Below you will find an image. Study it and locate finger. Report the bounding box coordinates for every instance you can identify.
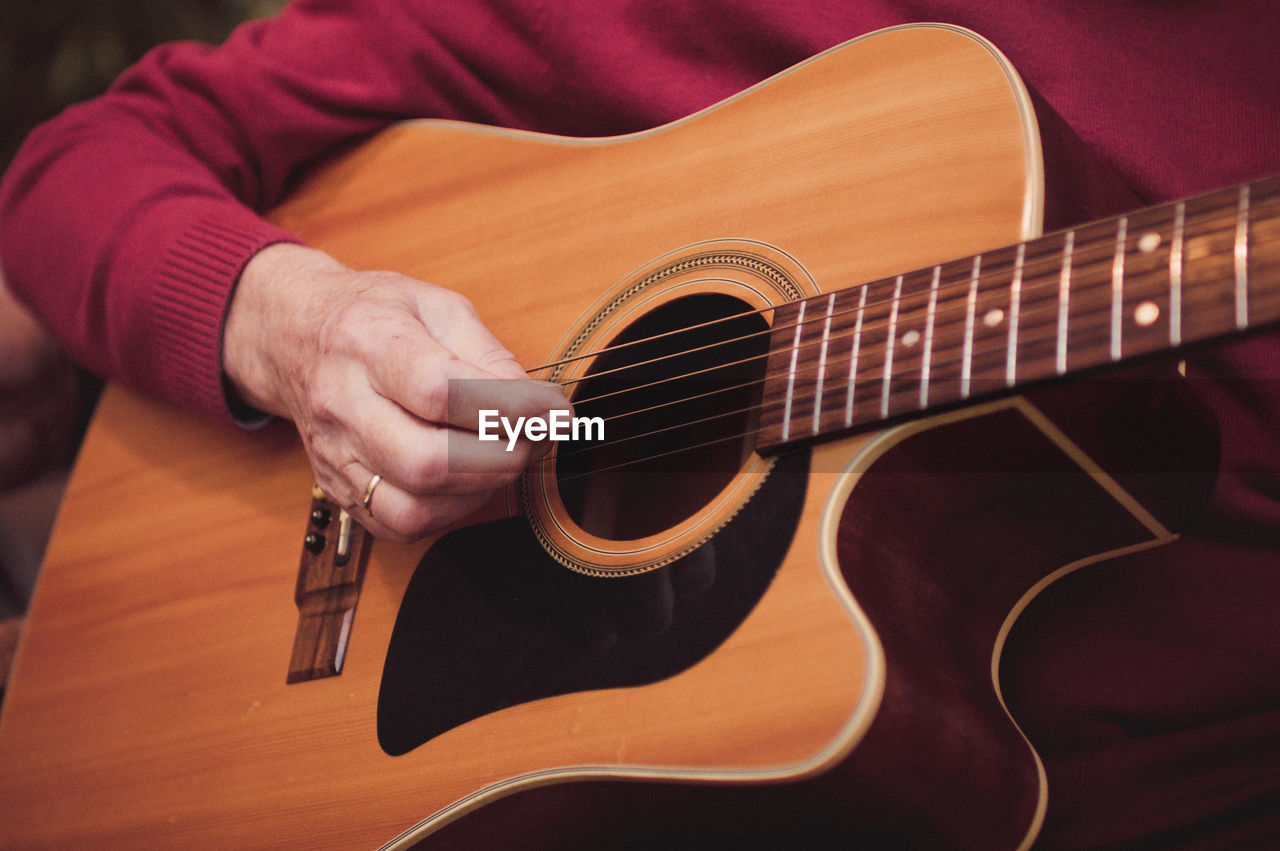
[330,280,569,430]
[350,313,545,424]
[344,387,536,497]
[345,463,498,543]
[445,375,571,435]
[361,323,569,434]
[410,287,530,381]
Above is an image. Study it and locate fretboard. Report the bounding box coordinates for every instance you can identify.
[757,174,1280,452]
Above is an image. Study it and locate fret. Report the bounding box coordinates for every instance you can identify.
[757,299,800,449]
[1170,201,1185,345]
[1248,178,1280,330]
[1111,216,1127,360]
[1162,190,1237,345]
[844,284,868,427]
[1006,243,1025,386]
[1112,204,1178,361]
[1009,234,1072,386]
[920,265,941,408]
[841,275,901,429]
[779,298,805,442]
[812,292,835,435]
[961,255,980,398]
[1236,184,1250,329]
[1057,230,1074,374]
[874,267,938,420]
[875,258,972,417]
[1064,217,1125,370]
[962,243,1022,400]
[754,175,1280,456]
[881,275,903,419]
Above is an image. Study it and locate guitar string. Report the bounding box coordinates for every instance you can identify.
[536,265,1244,469]
[481,197,1258,470]
[526,198,1245,382]
[553,182,1256,408]
[535,183,1273,470]
[538,335,1186,477]
[522,198,1243,389]
[535,233,1121,390]
[550,266,1085,414]
[549,240,1213,417]
[540,215,1241,412]
[498,191,1260,475]
[556,259,1164,418]
[533,295,1256,472]
[543,292,1217,483]
[526,228,1095,384]
[555,184,1260,411]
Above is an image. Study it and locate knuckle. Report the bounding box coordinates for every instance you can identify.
[333,456,367,502]
[425,290,482,333]
[377,500,432,544]
[306,373,345,426]
[317,304,363,356]
[413,371,454,423]
[480,345,521,374]
[301,432,340,480]
[398,445,451,494]
[320,291,409,356]
[375,522,416,546]
[438,289,478,318]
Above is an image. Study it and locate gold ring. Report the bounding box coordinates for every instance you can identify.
[362,474,382,514]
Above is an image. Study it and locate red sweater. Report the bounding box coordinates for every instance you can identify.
[2,1,1279,845]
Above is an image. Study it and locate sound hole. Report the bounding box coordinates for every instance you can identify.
[557,294,770,540]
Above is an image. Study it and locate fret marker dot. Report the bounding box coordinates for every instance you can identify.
[983,308,1004,328]
[1135,301,1160,326]
[901,329,920,347]
[1138,232,1162,253]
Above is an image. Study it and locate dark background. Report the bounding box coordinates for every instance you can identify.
[1,0,286,168]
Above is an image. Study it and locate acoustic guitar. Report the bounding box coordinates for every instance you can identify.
[0,23,1275,848]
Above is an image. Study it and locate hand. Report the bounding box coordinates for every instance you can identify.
[0,285,81,491]
[223,243,568,542]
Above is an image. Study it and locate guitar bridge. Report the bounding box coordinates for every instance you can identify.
[287,486,373,683]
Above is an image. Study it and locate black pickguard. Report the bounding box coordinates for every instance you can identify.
[377,449,810,756]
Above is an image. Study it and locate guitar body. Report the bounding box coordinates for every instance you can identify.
[0,24,1211,848]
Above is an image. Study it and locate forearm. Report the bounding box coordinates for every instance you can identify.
[222,243,352,419]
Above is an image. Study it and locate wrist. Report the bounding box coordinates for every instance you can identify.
[222,243,346,419]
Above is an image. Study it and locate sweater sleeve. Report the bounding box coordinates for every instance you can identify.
[0,0,551,426]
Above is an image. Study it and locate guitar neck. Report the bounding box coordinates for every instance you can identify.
[759,174,1280,450]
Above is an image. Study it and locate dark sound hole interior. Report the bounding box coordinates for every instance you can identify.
[556,293,771,540]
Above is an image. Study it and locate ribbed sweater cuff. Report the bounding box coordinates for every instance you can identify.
[151,215,299,427]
